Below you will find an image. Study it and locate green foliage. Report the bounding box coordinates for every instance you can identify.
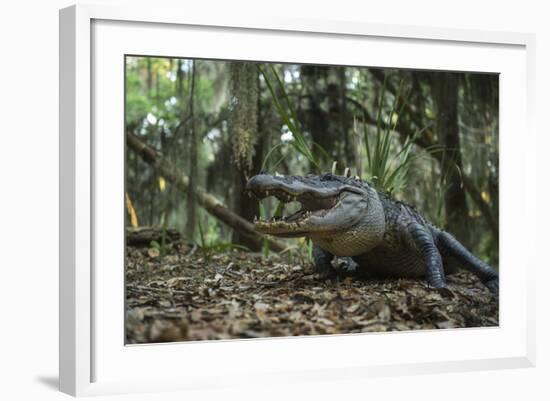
[197,219,249,261]
[360,78,439,195]
[275,237,313,266]
[306,238,313,263]
[258,65,326,173]
[259,202,270,259]
[149,212,169,257]
[432,177,449,227]
[361,78,408,193]
[273,201,285,219]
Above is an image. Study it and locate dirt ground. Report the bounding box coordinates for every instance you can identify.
[125,242,498,344]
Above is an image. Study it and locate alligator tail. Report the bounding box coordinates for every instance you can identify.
[436,230,499,295]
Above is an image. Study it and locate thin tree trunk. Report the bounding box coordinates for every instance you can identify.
[228,62,261,250]
[185,61,198,240]
[431,73,470,246]
[146,58,152,96]
[339,68,353,168]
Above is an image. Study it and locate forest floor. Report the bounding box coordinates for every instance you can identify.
[125,241,498,344]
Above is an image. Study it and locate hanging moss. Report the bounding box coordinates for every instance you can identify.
[229,62,258,172]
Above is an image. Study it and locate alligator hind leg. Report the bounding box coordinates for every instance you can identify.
[408,223,446,288]
[312,244,337,279]
[436,231,499,295]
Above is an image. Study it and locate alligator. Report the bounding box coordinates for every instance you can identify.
[246,172,499,295]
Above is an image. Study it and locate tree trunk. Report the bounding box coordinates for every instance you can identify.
[185,61,198,241]
[299,65,348,168]
[431,73,470,247]
[126,227,182,247]
[228,62,262,250]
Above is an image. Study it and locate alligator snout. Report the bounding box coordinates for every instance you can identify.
[246,174,342,200]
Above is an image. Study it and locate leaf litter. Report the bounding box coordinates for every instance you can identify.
[125,243,498,344]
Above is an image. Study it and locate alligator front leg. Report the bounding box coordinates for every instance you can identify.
[333,257,359,276]
[408,223,446,289]
[312,244,338,279]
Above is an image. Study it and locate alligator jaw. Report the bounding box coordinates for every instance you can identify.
[245,173,368,237]
[250,187,337,236]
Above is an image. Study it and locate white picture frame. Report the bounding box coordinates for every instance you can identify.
[59,3,536,397]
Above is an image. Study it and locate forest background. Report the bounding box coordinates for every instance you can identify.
[125,57,499,266]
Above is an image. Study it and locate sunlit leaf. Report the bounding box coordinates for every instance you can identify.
[158,176,166,192]
[125,192,139,228]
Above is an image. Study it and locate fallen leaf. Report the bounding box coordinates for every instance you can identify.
[148,247,160,258]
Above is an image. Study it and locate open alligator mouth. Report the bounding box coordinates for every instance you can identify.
[249,187,338,233]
